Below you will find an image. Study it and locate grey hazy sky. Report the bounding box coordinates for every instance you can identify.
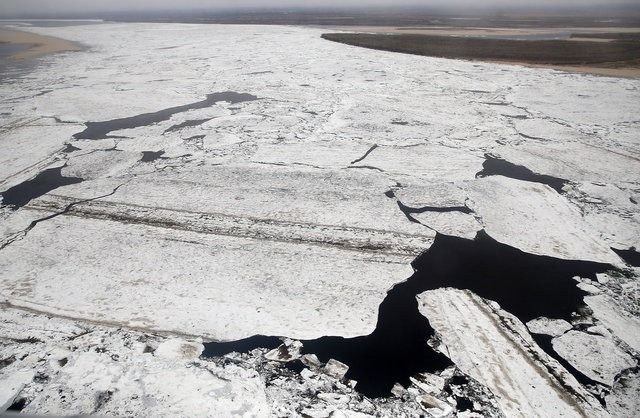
[1,0,636,15]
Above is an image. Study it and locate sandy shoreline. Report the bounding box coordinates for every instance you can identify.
[0,28,80,60]
[489,60,640,78]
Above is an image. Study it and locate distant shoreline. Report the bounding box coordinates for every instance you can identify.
[0,28,81,60]
[321,30,640,78]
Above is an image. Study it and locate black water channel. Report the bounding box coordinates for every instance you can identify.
[350,144,378,165]
[139,150,166,162]
[74,91,257,140]
[0,166,83,209]
[476,154,568,193]
[611,247,640,267]
[62,143,81,153]
[203,231,612,398]
[163,118,212,134]
[383,189,472,225]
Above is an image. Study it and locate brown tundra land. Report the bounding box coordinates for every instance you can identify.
[322,32,640,77]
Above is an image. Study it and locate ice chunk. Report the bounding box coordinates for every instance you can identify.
[526,317,572,337]
[154,339,204,360]
[323,359,349,380]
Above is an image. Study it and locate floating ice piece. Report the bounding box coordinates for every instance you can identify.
[576,282,601,295]
[391,383,406,398]
[300,368,316,381]
[415,393,454,417]
[586,325,611,338]
[565,182,640,251]
[323,359,349,380]
[552,330,636,386]
[410,372,445,395]
[265,341,303,363]
[329,411,374,418]
[0,124,81,192]
[466,176,620,264]
[526,317,572,337]
[301,354,323,369]
[418,289,606,417]
[585,294,640,351]
[392,182,482,239]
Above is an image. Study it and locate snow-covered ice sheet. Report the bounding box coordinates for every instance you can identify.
[0,212,413,340]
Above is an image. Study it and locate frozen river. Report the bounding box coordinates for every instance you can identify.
[0,22,638,417]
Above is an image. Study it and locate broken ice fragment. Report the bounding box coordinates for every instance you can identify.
[586,325,611,338]
[552,330,636,386]
[576,282,601,295]
[301,353,322,369]
[265,340,303,362]
[410,372,445,394]
[415,393,454,417]
[526,317,572,337]
[323,359,349,380]
[391,383,406,398]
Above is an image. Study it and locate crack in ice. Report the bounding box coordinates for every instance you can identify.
[0,183,127,251]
